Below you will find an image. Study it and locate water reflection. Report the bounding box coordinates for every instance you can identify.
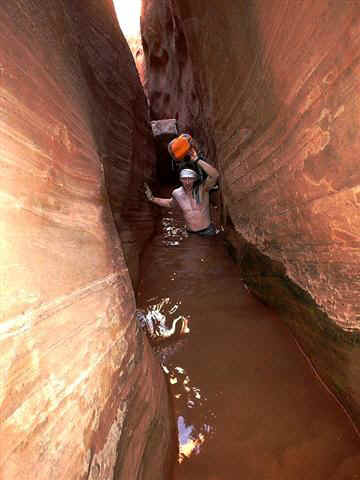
[161,362,216,464]
[177,416,205,463]
[137,206,360,477]
[161,215,188,247]
[141,296,216,464]
[137,297,190,342]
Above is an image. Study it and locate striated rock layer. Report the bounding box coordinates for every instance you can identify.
[67,1,159,290]
[142,0,360,424]
[0,1,172,479]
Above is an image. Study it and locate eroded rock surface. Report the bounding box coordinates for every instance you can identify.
[0,1,171,479]
[142,0,360,424]
[68,1,158,289]
[141,0,216,164]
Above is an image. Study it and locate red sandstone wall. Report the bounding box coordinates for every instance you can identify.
[145,0,360,330]
[0,2,170,479]
[68,2,158,289]
[142,0,360,422]
[141,0,216,162]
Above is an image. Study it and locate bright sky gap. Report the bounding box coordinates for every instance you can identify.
[113,0,141,38]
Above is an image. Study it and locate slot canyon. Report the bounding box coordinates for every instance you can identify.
[1,0,360,479]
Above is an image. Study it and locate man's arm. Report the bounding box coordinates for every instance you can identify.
[144,183,175,208]
[151,196,175,208]
[190,149,219,191]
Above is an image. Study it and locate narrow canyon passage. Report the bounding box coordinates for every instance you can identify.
[137,203,360,479]
[2,1,360,477]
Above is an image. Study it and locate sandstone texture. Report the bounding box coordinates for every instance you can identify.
[141,0,216,166]
[142,0,360,424]
[0,2,171,479]
[68,1,158,290]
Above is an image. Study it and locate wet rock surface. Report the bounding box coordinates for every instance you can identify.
[0,2,170,479]
[142,0,360,425]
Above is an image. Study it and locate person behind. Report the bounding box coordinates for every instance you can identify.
[144,135,219,236]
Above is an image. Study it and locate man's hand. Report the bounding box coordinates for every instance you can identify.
[144,183,154,201]
[189,147,198,162]
[144,182,154,202]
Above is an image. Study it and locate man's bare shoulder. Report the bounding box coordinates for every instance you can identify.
[172,186,184,198]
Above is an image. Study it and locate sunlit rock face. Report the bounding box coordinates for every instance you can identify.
[142,0,360,424]
[69,2,158,290]
[0,1,171,479]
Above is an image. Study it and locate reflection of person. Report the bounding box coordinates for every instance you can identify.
[145,137,219,236]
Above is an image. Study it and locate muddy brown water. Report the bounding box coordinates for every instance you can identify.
[137,208,360,479]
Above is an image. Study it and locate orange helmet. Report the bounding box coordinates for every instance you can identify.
[168,134,192,161]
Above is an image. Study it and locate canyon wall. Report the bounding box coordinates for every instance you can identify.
[0,1,171,479]
[141,0,216,166]
[142,0,360,424]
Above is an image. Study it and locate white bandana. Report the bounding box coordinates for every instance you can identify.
[179,168,198,179]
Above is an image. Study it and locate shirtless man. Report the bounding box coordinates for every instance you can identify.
[145,146,219,236]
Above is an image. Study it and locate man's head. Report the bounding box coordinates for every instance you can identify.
[179,168,198,192]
